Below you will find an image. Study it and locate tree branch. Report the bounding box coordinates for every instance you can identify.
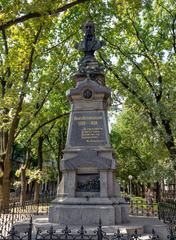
[158,3,176,54]
[44,122,56,137]
[172,17,176,54]
[15,51,68,138]
[0,0,89,31]
[128,14,149,52]
[126,15,163,102]
[22,25,43,85]
[158,3,175,18]
[46,135,57,155]
[27,112,69,143]
[134,151,148,171]
[103,37,157,97]
[11,25,43,144]
[1,29,11,97]
[44,31,78,53]
[2,30,9,55]
[100,54,158,127]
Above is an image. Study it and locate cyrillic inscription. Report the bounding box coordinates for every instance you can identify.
[69,111,107,146]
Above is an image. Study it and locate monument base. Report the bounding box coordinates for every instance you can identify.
[49,197,129,225]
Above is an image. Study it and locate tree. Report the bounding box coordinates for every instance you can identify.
[0,0,91,207]
[1,0,176,206]
[99,0,176,170]
[111,104,172,199]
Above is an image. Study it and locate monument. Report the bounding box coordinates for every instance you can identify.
[49,21,129,226]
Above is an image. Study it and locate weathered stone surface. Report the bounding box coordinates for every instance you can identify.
[100,170,108,197]
[114,205,122,224]
[60,150,114,170]
[49,205,115,226]
[49,76,129,225]
[66,79,111,103]
[48,21,129,226]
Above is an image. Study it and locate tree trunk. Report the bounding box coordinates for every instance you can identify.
[0,158,3,206]
[141,184,145,198]
[161,119,176,170]
[0,26,40,208]
[2,175,10,208]
[57,154,62,183]
[33,136,44,202]
[135,183,140,196]
[20,146,32,204]
[0,130,8,208]
[161,179,165,200]
[173,170,176,199]
[20,166,27,205]
[34,182,41,203]
[57,124,67,183]
[156,181,161,203]
[0,183,3,206]
[2,151,11,208]
[2,96,24,207]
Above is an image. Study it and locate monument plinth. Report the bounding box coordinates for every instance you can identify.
[49,21,129,225]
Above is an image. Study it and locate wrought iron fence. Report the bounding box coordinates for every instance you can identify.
[1,198,160,236]
[3,197,176,239]
[0,205,175,239]
[0,194,55,236]
[129,200,158,217]
[158,200,176,224]
[162,190,176,201]
[0,218,170,240]
[158,200,176,240]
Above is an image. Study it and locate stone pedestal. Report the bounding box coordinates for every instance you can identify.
[49,20,129,226]
[49,78,129,225]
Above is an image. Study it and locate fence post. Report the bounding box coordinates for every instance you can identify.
[97,219,103,240]
[168,226,176,240]
[12,202,15,226]
[27,216,33,240]
[150,229,160,240]
[36,200,39,215]
[63,225,70,240]
[9,225,16,240]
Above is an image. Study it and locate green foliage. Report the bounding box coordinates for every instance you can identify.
[15,169,21,178]
[0,170,3,178]
[0,0,176,200]
[111,105,173,184]
[13,180,21,189]
[101,0,176,174]
[26,166,57,184]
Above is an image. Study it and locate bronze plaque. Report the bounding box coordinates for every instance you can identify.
[76,174,100,192]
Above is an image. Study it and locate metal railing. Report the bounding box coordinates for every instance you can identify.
[0,193,55,236]
[0,199,176,239]
[0,198,161,236]
[158,200,176,224]
[129,200,158,217]
[0,218,167,240]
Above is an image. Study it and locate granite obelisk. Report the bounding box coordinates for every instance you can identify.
[49,21,129,225]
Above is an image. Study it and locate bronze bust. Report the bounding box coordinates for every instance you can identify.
[75,21,105,58]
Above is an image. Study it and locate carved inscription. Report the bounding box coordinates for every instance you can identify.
[69,112,107,146]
